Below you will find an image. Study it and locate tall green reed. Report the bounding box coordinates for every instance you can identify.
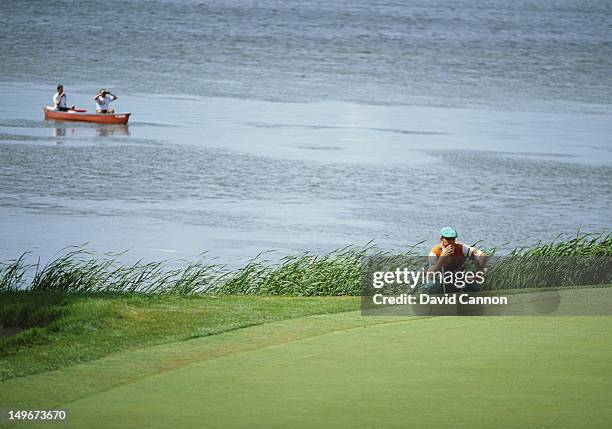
[1,233,610,295]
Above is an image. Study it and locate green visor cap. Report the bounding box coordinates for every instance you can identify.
[440,227,458,238]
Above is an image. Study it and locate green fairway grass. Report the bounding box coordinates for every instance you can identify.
[52,317,612,429]
[2,311,611,428]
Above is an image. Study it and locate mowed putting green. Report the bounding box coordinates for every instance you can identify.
[31,313,612,429]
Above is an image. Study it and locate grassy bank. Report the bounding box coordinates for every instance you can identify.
[0,293,358,381]
[0,233,609,383]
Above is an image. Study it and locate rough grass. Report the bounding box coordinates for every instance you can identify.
[0,293,358,381]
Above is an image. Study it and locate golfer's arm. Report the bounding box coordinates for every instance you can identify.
[428,256,445,273]
[475,252,488,270]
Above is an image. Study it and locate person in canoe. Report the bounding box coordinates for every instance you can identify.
[94,88,118,113]
[53,84,74,112]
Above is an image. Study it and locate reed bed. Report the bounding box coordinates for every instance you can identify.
[0,246,374,296]
[485,232,612,289]
[1,233,610,295]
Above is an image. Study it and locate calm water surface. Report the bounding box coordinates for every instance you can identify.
[1,0,611,264]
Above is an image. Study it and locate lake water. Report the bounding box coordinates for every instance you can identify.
[1,0,611,265]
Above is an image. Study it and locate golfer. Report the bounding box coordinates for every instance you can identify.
[425,226,488,294]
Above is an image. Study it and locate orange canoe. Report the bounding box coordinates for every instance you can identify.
[43,106,131,125]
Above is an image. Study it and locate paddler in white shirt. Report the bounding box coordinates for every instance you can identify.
[53,85,71,111]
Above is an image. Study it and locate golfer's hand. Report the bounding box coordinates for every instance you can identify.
[440,245,454,256]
